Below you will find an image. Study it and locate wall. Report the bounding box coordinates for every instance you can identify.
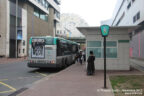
[112,0,144,26]
[0,0,9,57]
[130,30,144,58]
[26,3,54,55]
[85,28,130,70]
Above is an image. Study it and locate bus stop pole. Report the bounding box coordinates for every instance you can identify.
[104,37,106,88]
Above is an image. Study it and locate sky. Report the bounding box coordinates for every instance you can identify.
[60,0,117,26]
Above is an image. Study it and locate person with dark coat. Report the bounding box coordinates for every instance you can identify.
[75,52,79,62]
[87,51,95,75]
[82,51,86,62]
[79,51,83,65]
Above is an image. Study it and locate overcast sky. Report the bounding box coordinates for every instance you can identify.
[60,0,117,26]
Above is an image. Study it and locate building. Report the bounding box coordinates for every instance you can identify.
[0,0,60,58]
[56,13,88,38]
[101,0,144,67]
[105,0,144,26]
[78,26,137,70]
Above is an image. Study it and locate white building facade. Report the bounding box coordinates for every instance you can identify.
[111,0,144,26]
[101,0,144,67]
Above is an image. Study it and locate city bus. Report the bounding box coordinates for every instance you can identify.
[27,36,79,68]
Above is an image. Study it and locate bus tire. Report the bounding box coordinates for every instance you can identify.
[65,59,68,67]
[72,60,75,64]
[62,59,66,68]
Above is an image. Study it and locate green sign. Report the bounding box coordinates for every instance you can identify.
[100,25,110,37]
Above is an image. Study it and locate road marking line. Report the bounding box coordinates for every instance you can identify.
[0,79,8,81]
[0,81,16,93]
[35,72,47,77]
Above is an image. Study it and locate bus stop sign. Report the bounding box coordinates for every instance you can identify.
[100,25,110,37]
[100,25,110,88]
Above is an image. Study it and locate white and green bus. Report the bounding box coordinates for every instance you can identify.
[27,36,79,68]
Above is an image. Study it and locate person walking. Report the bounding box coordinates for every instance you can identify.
[79,51,83,65]
[75,52,79,63]
[87,51,95,75]
[82,50,86,62]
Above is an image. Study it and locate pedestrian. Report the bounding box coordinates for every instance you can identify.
[87,51,95,75]
[82,50,86,62]
[79,51,83,65]
[75,52,79,63]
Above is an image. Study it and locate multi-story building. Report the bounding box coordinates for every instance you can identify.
[56,13,88,38]
[0,0,60,58]
[101,0,144,66]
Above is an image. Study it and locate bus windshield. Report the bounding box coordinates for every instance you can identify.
[45,37,54,45]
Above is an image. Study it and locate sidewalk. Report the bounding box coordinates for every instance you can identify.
[18,63,114,96]
[0,57,26,64]
[17,63,143,96]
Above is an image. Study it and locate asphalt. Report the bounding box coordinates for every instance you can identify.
[0,60,60,96]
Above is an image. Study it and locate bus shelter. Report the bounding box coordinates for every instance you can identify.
[77,26,138,70]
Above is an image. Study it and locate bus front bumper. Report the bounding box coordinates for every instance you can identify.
[27,62,61,68]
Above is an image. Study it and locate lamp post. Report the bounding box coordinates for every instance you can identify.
[15,0,18,58]
[100,25,110,88]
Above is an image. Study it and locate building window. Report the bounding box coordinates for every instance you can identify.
[57,30,59,34]
[87,41,117,58]
[133,11,140,23]
[35,0,49,11]
[34,7,48,22]
[23,40,25,46]
[40,11,48,21]
[133,16,136,23]
[45,0,49,10]
[34,8,39,17]
[132,0,135,3]
[137,12,140,20]
[41,0,45,6]
[127,2,131,10]
[54,10,60,19]
[23,49,25,53]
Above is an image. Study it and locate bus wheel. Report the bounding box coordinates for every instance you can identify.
[65,59,68,66]
[64,59,68,68]
[62,59,67,68]
[72,60,75,64]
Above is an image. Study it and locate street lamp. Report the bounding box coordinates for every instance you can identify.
[15,0,18,58]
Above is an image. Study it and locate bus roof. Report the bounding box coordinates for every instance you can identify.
[29,36,78,45]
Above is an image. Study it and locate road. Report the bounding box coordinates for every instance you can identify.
[0,61,61,96]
